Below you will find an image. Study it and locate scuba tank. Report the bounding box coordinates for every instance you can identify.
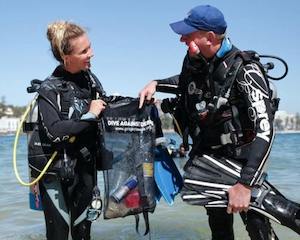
[13,94,57,211]
[25,96,43,211]
[13,79,66,211]
[13,87,58,211]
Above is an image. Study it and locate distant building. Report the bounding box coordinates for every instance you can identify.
[4,107,14,116]
[275,110,297,131]
[0,116,20,134]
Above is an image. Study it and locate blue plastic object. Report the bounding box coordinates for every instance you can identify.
[154,147,183,205]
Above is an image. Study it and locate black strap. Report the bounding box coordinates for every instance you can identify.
[211,56,243,110]
[236,50,260,64]
[38,91,64,119]
[208,57,217,97]
[86,69,106,99]
[182,127,189,151]
[59,90,71,120]
[143,211,151,237]
[220,56,243,99]
[135,214,140,233]
[231,105,243,139]
[134,212,151,237]
[23,122,36,132]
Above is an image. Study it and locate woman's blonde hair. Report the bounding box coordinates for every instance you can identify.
[47,21,86,63]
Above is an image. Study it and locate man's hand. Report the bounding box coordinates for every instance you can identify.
[138,80,158,108]
[227,182,251,214]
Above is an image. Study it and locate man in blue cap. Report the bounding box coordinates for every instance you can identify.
[139,4,278,240]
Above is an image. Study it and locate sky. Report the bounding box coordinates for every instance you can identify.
[0,0,300,113]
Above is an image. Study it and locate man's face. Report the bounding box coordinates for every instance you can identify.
[180,31,211,58]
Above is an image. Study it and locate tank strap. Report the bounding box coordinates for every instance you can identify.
[59,90,71,120]
[86,69,106,99]
[207,55,243,115]
[219,106,243,149]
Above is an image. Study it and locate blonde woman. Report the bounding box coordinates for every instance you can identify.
[33,21,106,240]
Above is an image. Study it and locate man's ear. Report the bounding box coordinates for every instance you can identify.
[206,31,216,46]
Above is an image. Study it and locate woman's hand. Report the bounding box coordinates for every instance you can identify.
[89,99,107,117]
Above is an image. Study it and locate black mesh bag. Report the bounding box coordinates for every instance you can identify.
[100,98,157,222]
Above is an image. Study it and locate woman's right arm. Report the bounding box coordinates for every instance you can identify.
[38,90,102,142]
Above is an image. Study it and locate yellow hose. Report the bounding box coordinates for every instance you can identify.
[13,97,58,186]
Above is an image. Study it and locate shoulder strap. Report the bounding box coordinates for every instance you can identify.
[234,50,268,79]
[208,54,244,111]
[27,78,65,119]
[236,50,258,63]
[86,70,106,99]
[220,55,244,99]
[57,82,72,120]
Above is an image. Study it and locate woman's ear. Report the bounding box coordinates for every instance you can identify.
[62,55,69,67]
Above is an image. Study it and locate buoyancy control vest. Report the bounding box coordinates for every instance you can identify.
[170,48,287,153]
[208,50,282,146]
[24,70,104,178]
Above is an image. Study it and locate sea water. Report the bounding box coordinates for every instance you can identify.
[0,133,299,240]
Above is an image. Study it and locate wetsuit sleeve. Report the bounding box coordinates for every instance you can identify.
[38,89,93,142]
[235,63,274,186]
[157,75,180,85]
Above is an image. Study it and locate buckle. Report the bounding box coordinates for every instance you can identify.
[86,186,102,222]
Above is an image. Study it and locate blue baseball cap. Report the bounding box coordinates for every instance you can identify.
[170,5,227,35]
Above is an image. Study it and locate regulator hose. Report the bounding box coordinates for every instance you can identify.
[13,96,58,186]
[259,54,288,80]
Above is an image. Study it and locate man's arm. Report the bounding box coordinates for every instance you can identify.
[138,51,201,108]
[235,63,274,187]
[138,75,180,108]
[227,62,274,213]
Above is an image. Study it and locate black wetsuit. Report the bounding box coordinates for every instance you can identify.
[157,44,278,240]
[37,66,103,240]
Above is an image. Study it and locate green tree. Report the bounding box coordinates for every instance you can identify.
[274,118,283,131]
[0,96,5,118]
[0,95,26,118]
[12,106,26,117]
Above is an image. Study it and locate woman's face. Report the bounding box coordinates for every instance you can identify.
[64,33,94,73]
